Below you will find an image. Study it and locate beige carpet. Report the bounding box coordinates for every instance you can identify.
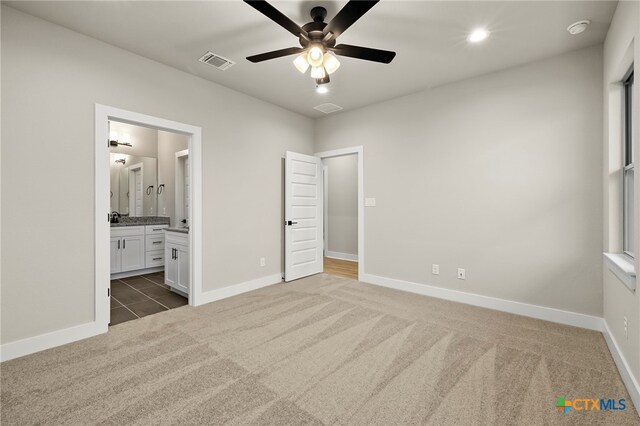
[1,274,637,425]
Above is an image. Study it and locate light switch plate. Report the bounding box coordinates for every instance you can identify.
[365,198,377,207]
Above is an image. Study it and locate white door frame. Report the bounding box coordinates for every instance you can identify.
[175,149,189,227]
[323,165,329,255]
[314,146,364,278]
[95,104,203,330]
[128,162,143,216]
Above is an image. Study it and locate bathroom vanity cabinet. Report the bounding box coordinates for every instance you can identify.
[145,225,168,268]
[110,226,145,273]
[110,224,169,277]
[164,230,189,295]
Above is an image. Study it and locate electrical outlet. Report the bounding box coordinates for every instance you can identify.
[624,316,628,339]
[432,264,439,275]
[457,268,466,280]
[260,257,266,267]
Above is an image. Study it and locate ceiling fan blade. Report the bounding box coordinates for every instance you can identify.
[246,47,304,63]
[324,0,379,38]
[331,44,396,64]
[244,0,307,38]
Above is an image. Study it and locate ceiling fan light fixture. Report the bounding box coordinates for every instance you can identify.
[316,85,329,94]
[323,52,341,75]
[316,75,330,85]
[310,66,327,79]
[293,53,310,73]
[307,46,324,67]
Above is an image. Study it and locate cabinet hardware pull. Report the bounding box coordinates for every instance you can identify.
[153,257,162,261]
[123,239,126,249]
[117,240,120,249]
[153,228,161,231]
[153,241,162,244]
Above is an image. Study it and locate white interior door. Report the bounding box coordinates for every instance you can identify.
[128,163,143,217]
[285,151,324,282]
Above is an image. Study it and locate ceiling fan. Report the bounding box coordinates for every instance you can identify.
[244,0,396,86]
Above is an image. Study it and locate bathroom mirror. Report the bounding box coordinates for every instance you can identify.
[110,153,158,216]
[109,119,189,225]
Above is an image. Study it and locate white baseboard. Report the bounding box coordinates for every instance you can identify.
[0,321,107,363]
[359,273,604,331]
[326,251,358,262]
[602,320,640,414]
[196,273,283,306]
[1,273,283,362]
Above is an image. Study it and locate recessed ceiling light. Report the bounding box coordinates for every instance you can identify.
[567,20,590,35]
[468,28,489,43]
[316,85,328,94]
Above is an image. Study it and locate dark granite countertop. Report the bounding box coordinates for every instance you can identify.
[110,216,170,227]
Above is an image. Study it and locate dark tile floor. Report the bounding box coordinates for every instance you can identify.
[110,272,188,326]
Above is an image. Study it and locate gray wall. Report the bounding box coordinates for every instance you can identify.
[0,6,314,344]
[602,0,640,385]
[315,45,604,317]
[109,121,158,157]
[157,130,189,226]
[324,155,358,257]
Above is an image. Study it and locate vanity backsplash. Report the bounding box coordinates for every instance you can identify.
[110,216,170,227]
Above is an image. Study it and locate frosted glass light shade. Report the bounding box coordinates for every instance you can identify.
[310,66,326,79]
[307,46,324,67]
[323,52,340,75]
[293,53,309,73]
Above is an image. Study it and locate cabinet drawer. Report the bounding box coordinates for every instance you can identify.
[146,224,169,235]
[111,226,144,238]
[146,235,165,251]
[165,232,189,247]
[145,250,165,268]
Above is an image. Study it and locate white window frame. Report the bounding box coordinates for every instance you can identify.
[623,67,634,259]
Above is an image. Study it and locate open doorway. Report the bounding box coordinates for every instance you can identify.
[322,155,358,280]
[95,105,203,331]
[316,146,364,280]
[283,146,364,283]
[108,121,191,325]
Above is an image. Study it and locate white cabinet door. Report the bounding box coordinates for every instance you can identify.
[121,235,145,272]
[165,245,178,287]
[176,246,189,294]
[110,237,121,274]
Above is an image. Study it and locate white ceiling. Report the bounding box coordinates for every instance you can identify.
[6,1,617,118]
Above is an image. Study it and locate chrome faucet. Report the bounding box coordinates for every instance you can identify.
[110,211,121,223]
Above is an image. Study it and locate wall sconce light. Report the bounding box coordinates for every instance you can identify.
[109,131,133,147]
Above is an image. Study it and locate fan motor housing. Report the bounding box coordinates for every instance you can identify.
[299,6,336,48]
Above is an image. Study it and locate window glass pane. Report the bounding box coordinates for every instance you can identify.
[631,77,634,162]
[624,167,635,256]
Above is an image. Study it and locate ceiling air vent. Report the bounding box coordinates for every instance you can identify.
[198,51,235,71]
[314,103,343,114]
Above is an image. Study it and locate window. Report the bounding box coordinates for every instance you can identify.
[623,68,634,258]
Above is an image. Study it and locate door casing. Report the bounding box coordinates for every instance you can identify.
[314,146,365,278]
[95,104,203,329]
